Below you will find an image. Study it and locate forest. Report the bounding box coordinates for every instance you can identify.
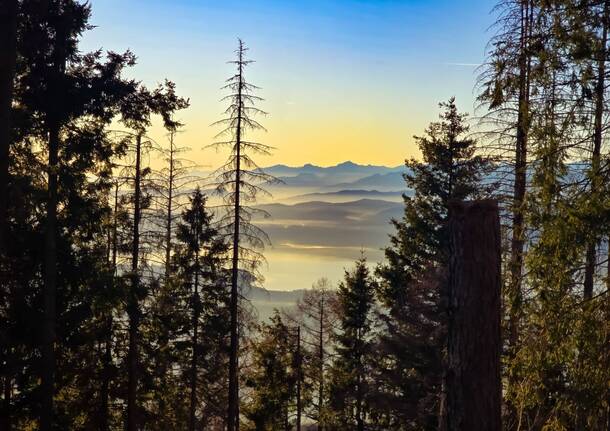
[0,0,609,430]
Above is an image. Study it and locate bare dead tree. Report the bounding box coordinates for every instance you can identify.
[283,278,339,430]
[149,127,201,278]
[117,82,188,431]
[147,125,201,425]
[209,39,277,431]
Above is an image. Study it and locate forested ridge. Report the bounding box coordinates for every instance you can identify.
[0,1,609,430]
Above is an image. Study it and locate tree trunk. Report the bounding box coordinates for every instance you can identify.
[508,0,532,353]
[355,327,364,431]
[1,376,11,431]
[127,133,143,431]
[0,4,17,426]
[99,184,119,431]
[296,326,301,431]
[318,298,324,431]
[165,132,175,279]
[41,18,67,430]
[584,0,608,301]
[42,113,59,431]
[99,316,112,431]
[158,131,175,427]
[0,0,17,250]
[189,249,200,431]
[446,200,502,431]
[356,374,364,431]
[606,244,610,430]
[227,42,244,431]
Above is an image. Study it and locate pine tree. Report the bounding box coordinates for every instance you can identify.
[243,311,299,431]
[0,2,18,428]
[173,187,229,430]
[146,117,195,428]
[7,2,139,427]
[328,257,377,431]
[479,2,610,427]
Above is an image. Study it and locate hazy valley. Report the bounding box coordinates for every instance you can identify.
[253,161,409,293]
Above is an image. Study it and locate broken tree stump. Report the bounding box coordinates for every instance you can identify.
[447,200,502,431]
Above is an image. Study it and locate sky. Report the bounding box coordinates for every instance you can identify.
[82,0,497,168]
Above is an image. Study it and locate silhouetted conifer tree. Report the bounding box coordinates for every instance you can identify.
[209,39,277,430]
[328,257,377,431]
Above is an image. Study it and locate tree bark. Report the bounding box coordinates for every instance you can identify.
[127,133,143,431]
[446,200,502,431]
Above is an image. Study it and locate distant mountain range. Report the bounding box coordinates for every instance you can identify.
[265,161,408,192]
[265,160,404,177]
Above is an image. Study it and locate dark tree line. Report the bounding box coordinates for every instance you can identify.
[0,2,261,430]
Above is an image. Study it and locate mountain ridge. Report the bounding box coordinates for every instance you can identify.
[266,160,403,171]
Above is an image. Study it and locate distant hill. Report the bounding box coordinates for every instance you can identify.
[244,285,304,322]
[283,189,405,204]
[257,199,402,223]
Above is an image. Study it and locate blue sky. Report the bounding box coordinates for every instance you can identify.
[83,0,497,166]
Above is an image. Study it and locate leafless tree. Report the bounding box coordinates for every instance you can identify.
[209,39,277,430]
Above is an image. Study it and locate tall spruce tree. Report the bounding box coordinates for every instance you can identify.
[478,0,539,363]
[174,187,229,430]
[243,311,300,431]
[9,2,139,427]
[328,257,377,431]
[0,2,18,427]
